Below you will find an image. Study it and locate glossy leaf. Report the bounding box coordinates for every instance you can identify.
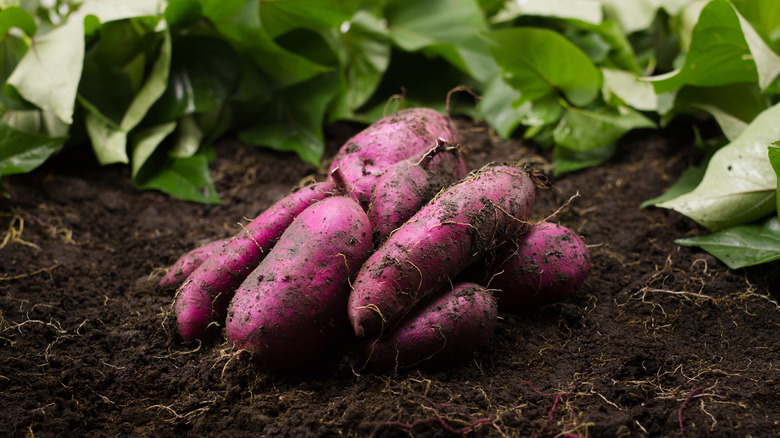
[132,121,220,203]
[5,17,84,124]
[145,35,238,123]
[385,0,498,83]
[325,10,390,119]
[658,103,780,231]
[676,216,780,269]
[479,75,564,139]
[164,0,202,29]
[732,0,780,50]
[599,0,692,34]
[492,0,603,25]
[0,6,37,37]
[260,0,362,38]
[484,27,600,106]
[0,121,66,181]
[0,34,30,110]
[478,75,523,138]
[642,159,708,208]
[553,105,655,153]
[199,0,329,88]
[672,83,767,128]
[601,68,657,111]
[239,73,340,165]
[647,0,780,93]
[82,28,172,165]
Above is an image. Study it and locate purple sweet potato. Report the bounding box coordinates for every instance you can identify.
[364,282,497,371]
[485,222,590,311]
[159,238,229,288]
[226,195,373,370]
[174,174,348,341]
[368,139,467,244]
[329,108,458,208]
[348,165,536,338]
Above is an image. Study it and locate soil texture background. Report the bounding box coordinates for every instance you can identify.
[1,118,778,437]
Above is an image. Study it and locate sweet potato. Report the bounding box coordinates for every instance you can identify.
[159,238,229,288]
[174,171,349,341]
[348,165,536,338]
[329,108,458,208]
[484,222,590,311]
[364,282,497,371]
[225,195,373,370]
[368,139,467,244]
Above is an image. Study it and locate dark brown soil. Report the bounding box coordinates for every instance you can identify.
[1,118,778,437]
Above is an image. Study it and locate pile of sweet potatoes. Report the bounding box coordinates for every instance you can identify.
[162,108,591,372]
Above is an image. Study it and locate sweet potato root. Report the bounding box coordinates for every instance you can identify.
[364,282,497,371]
[329,108,458,208]
[159,238,229,288]
[368,139,466,244]
[174,173,348,341]
[484,222,590,311]
[348,165,535,338]
[226,195,373,370]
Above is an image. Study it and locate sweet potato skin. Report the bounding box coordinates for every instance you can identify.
[174,180,338,341]
[367,142,466,244]
[226,196,373,370]
[159,238,229,288]
[487,222,590,311]
[348,165,535,338]
[364,283,497,371]
[329,108,458,208]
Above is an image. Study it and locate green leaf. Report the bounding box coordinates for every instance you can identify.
[492,0,603,25]
[138,153,220,204]
[478,75,523,138]
[325,10,390,119]
[171,115,203,158]
[78,0,164,22]
[0,34,30,110]
[385,0,499,83]
[260,0,362,38]
[732,0,780,50]
[0,6,37,37]
[0,121,66,182]
[478,75,565,138]
[769,143,780,217]
[691,104,748,141]
[646,0,780,93]
[145,34,238,123]
[675,216,780,269]
[601,68,657,111]
[642,158,708,208]
[553,105,655,152]
[131,121,178,179]
[553,141,616,174]
[672,83,767,127]
[239,72,340,165]
[82,27,172,165]
[164,0,202,29]
[657,102,780,231]
[484,27,600,106]
[199,0,329,88]
[599,0,692,34]
[550,105,654,173]
[132,122,220,203]
[5,16,84,124]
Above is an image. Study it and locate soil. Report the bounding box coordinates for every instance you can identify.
[1,118,778,438]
